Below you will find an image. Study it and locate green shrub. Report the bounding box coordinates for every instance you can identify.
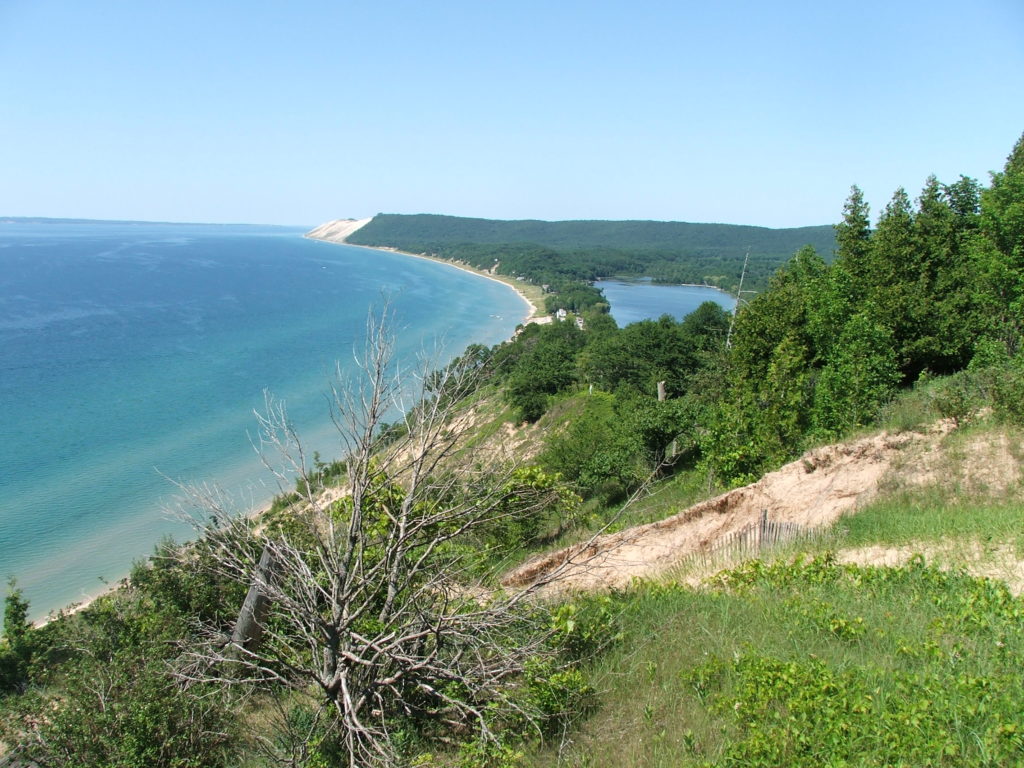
[548,596,622,662]
[523,659,595,737]
[10,652,238,768]
[0,582,34,694]
[687,555,1024,766]
[992,365,1024,424]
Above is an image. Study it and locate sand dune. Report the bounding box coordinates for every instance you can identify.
[305,217,373,243]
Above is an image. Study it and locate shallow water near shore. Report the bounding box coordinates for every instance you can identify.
[0,220,527,621]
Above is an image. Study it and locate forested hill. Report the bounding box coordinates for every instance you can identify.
[347,213,836,257]
[344,214,836,302]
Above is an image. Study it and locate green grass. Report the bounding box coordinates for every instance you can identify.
[832,421,1024,553]
[875,382,943,433]
[517,417,1024,767]
[838,491,1024,554]
[602,469,714,532]
[523,556,1024,767]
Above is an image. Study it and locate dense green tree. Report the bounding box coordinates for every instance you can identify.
[903,175,980,374]
[679,300,731,353]
[0,581,34,693]
[579,315,697,397]
[833,185,872,298]
[616,392,698,468]
[753,334,815,462]
[704,248,829,483]
[581,307,618,338]
[729,264,813,384]
[506,321,586,421]
[979,134,1024,266]
[791,245,845,362]
[972,133,1024,355]
[868,189,917,365]
[541,392,647,500]
[698,390,764,487]
[813,311,900,436]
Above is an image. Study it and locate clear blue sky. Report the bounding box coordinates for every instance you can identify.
[2,0,1022,228]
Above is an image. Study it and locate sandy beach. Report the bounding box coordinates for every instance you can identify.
[34,222,538,627]
[304,218,542,328]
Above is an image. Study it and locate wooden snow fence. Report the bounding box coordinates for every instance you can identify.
[675,509,819,574]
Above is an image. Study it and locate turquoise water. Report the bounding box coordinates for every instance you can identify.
[0,221,528,620]
[596,278,736,325]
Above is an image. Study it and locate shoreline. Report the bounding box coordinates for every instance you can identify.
[303,221,543,329]
[354,244,541,327]
[594,276,736,297]
[33,489,279,628]
[34,583,118,627]
[33,227,539,628]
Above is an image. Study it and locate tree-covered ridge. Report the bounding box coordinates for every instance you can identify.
[348,213,836,254]
[346,214,837,298]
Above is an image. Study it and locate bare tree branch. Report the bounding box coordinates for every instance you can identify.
[172,306,584,767]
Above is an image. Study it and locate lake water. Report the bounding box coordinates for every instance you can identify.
[596,278,736,325]
[0,220,528,621]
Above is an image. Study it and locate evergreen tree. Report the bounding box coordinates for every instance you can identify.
[972,133,1024,355]
[792,245,845,363]
[833,185,872,299]
[754,334,814,462]
[813,311,900,436]
[729,265,812,385]
[866,188,919,377]
[904,176,979,374]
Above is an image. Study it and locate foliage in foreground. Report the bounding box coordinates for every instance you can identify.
[526,554,1024,768]
[696,556,1024,766]
[0,548,246,767]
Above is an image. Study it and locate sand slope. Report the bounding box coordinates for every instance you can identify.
[503,422,969,592]
[305,217,373,243]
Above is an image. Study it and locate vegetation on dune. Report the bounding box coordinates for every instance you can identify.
[3,134,1024,765]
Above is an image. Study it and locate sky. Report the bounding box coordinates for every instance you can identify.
[1,0,1022,228]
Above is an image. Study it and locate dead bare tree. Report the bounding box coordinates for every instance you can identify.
[172,307,579,767]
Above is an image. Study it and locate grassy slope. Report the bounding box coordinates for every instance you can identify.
[507,410,1024,767]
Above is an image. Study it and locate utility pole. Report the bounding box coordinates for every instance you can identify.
[725,247,756,350]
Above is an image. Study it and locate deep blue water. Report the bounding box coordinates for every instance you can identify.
[0,221,528,620]
[596,278,736,326]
